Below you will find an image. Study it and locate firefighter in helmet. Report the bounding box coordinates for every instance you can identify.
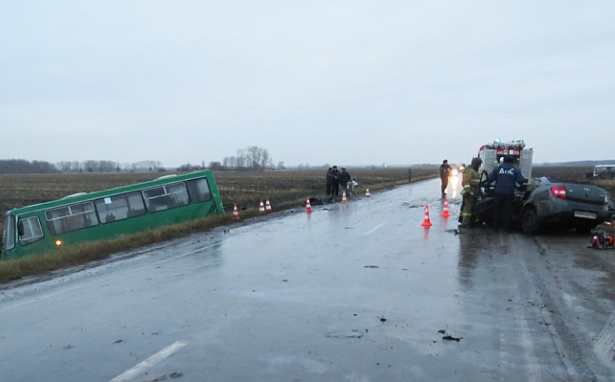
[460,156,482,228]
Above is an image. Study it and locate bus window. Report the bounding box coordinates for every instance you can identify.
[95,191,146,223]
[593,165,615,179]
[166,183,190,206]
[186,178,212,203]
[46,202,99,235]
[2,215,16,251]
[143,182,189,212]
[17,216,44,245]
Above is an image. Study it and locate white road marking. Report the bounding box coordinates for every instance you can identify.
[363,222,387,236]
[594,311,615,363]
[109,341,187,382]
[512,295,542,382]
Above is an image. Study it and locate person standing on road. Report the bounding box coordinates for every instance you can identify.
[407,167,413,183]
[459,157,482,228]
[488,155,525,232]
[339,167,351,194]
[439,159,452,198]
[331,165,341,198]
[325,167,334,200]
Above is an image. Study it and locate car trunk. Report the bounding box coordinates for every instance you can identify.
[564,184,606,208]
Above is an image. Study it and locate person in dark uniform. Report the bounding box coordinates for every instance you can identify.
[325,167,334,198]
[439,159,452,197]
[331,165,340,197]
[488,155,525,232]
[339,167,351,194]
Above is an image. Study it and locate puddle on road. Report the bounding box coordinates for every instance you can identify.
[401,202,423,209]
[324,329,366,339]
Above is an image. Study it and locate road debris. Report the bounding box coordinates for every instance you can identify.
[325,329,365,339]
[442,335,462,342]
[140,372,184,382]
[438,329,462,342]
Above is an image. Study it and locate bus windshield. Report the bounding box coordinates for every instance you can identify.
[2,214,16,252]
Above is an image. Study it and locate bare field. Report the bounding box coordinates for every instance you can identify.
[532,166,615,195]
[531,166,593,182]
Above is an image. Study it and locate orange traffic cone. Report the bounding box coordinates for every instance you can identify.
[233,203,241,220]
[421,204,433,227]
[441,199,451,218]
[305,197,312,213]
[259,200,266,214]
[341,190,348,203]
[365,189,371,198]
[265,198,272,212]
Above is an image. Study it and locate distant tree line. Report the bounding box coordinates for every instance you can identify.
[208,146,275,171]
[0,159,58,174]
[56,160,163,173]
[0,159,164,174]
[0,145,277,174]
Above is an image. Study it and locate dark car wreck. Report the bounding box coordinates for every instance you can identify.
[474,176,614,234]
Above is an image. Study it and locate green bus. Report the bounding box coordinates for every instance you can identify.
[1,170,225,260]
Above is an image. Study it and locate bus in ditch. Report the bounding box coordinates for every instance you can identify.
[593,164,615,179]
[1,170,225,260]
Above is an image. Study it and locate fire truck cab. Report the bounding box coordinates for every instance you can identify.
[477,139,533,179]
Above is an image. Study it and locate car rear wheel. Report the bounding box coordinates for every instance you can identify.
[521,208,540,235]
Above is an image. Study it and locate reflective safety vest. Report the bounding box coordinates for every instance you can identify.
[461,168,480,196]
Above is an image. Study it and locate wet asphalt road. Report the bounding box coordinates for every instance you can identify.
[1,178,615,381]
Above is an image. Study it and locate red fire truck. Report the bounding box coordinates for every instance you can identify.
[477,139,533,179]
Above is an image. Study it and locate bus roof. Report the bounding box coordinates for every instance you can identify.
[5,170,216,216]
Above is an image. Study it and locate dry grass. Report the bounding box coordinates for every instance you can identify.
[0,214,232,283]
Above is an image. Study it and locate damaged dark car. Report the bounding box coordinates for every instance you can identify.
[474,175,614,234]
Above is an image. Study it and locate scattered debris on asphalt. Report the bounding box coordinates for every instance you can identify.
[141,372,184,382]
[438,329,462,342]
[442,335,462,342]
[325,329,364,339]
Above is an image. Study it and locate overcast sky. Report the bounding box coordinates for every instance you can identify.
[2,1,614,168]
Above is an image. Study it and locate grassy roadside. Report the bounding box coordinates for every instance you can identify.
[0,167,435,284]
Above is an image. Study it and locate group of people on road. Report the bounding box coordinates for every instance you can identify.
[323,157,524,232]
[450,155,525,232]
[325,165,352,201]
